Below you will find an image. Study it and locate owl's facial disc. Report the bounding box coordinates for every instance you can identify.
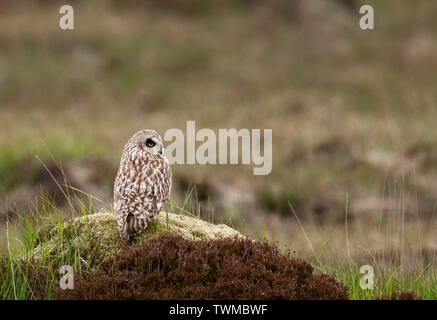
[142,136,163,155]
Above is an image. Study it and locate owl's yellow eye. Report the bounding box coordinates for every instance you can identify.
[145,139,155,148]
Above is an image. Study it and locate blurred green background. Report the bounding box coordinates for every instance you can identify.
[0,0,436,269]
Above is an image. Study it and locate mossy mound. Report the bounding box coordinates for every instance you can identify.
[31,211,242,270]
[57,234,349,300]
[9,211,350,300]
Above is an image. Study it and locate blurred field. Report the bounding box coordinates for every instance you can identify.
[0,0,436,298]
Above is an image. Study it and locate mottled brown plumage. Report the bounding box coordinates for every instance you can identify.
[113,130,172,241]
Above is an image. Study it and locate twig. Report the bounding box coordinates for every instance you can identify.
[345,193,352,273]
[6,219,17,300]
[289,202,324,272]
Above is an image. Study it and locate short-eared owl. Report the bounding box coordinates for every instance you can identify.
[113,130,172,241]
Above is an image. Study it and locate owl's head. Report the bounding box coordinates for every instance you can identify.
[125,129,164,157]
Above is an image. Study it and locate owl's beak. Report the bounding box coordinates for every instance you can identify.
[159,146,163,155]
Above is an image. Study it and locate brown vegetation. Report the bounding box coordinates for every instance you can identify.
[57,234,349,300]
[374,291,422,300]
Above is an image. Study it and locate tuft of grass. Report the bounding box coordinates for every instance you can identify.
[321,262,435,300]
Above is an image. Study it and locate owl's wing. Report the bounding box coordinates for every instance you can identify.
[116,159,171,220]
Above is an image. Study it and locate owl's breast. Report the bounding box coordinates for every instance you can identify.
[114,153,171,217]
[138,155,171,197]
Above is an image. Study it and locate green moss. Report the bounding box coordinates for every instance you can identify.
[30,211,242,271]
[191,230,208,239]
